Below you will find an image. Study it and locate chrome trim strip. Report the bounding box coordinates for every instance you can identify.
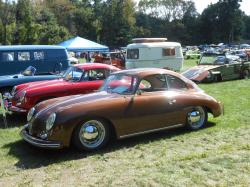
[119,124,184,139]
[20,128,61,149]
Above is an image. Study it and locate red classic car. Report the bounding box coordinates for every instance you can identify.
[8,63,120,113]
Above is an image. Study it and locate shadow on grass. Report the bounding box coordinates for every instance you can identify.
[3,122,216,170]
[0,113,26,129]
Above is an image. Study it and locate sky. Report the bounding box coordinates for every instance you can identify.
[194,0,250,15]
[135,0,250,15]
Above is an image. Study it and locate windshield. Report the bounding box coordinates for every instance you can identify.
[199,55,226,65]
[100,74,138,95]
[63,66,84,81]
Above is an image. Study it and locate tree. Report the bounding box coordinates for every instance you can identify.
[100,0,136,47]
[37,9,70,44]
[199,0,243,43]
[0,0,15,44]
[13,0,39,44]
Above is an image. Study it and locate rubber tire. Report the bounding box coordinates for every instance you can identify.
[72,118,110,152]
[186,106,208,130]
[243,69,249,79]
[213,74,222,82]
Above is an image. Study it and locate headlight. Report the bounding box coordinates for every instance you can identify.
[46,113,56,131]
[27,107,35,121]
[20,91,26,102]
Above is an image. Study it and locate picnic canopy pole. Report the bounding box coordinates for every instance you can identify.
[0,94,8,128]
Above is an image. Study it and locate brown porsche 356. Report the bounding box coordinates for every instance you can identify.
[20,68,223,151]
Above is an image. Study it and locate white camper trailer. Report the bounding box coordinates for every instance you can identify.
[126,38,183,71]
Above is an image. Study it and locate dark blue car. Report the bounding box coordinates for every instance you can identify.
[0,66,62,94]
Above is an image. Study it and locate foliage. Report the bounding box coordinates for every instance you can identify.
[0,0,250,46]
[199,0,243,43]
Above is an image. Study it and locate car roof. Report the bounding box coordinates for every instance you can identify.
[112,68,182,79]
[0,45,66,50]
[74,63,120,71]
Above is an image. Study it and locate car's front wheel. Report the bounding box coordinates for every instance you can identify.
[186,106,208,130]
[72,119,110,151]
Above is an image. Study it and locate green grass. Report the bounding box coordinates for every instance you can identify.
[0,60,250,186]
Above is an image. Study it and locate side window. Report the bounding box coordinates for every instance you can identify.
[127,49,139,59]
[34,51,44,60]
[167,75,187,90]
[139,74,167,92]
[88,69,106,81]
[162,48,175,56]
[139,80,152,91]
[18,52,30,61]
[1,52,14,62]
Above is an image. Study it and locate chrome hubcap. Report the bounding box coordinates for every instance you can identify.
[79,120,105,148]
[188,107,205,129]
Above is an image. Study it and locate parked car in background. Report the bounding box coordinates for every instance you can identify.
[94,51,126,69]
[185,50,201,59]
[182,52,250,83]
[126,38,183,71]
[7,63,120,113]
[0,66,61,95]
[20,68,223,151]
[226,50,248,62]
[0,45,70,76]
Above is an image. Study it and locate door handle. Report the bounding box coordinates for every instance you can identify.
[168,99,176,105]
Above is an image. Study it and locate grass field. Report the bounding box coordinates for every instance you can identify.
[0,60,249,186]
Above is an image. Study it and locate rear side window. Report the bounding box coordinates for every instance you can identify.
[34,51,45,60]
[18,52,30,61]
[1,52,14,62]
[127,49,139,59]
[139,74,167,92]
[167,75,187,90]
[162,48,175,56]
[87,69,107,81]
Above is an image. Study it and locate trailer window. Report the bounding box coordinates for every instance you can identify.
[162,48,175,56]
[127,49,139,59]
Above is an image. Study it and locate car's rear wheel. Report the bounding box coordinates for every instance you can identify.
[72,119,110,151]
[243,69,249,79]
[186,106,208,130]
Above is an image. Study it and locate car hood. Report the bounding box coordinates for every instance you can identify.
[18,78,68,93]
[36,91,119,114]
[0,74,23,81]
[0,74,25,88]
[182,65,219,81]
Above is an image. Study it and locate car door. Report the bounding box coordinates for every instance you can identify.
[119,74,186,137]
[221,62,241,80]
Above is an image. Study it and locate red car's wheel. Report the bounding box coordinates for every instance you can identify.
[186,106,208,130]
[72,119,110,151]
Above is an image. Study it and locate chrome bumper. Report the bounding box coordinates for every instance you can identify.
[20,125,62,149]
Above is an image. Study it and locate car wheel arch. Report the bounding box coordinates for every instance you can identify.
[69,116,118,147]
